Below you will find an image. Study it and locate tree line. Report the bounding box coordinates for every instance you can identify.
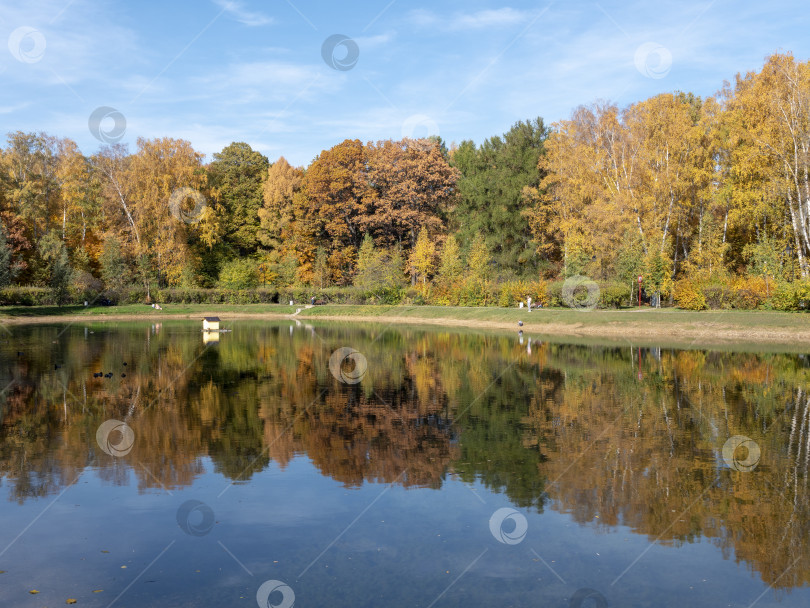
[0,52,808,308]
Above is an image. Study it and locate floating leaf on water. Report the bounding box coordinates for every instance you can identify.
[29,590,39,594]
[93,589,103,593]
[66,600,77,604]
[100,550,109,553]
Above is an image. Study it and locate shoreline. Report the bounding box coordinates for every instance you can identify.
[1,306,809,345]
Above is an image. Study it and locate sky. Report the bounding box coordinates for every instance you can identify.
[0,0,808,166]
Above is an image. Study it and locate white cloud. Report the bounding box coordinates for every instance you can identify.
[0,0,140,87]
[408,7,531,31]
[189,60,332,104]
[0,102,32,114]
[354,32,395,50]
[453,8,531,30]
[212,0,273,27]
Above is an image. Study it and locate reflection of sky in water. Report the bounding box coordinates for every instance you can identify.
[1,456,798,607]
[1,321,810,606]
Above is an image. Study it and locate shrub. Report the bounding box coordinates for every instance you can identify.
[367,285,405,305]
[218,259,259,290]
[278,287,317,305]
[0,286,54,306]
[728,276,767,309]
[429,283,458,306]
[729,289,760,310]
[674,279,706,310]
[770,281,810,311]
[546,281,565,307]
[533,281,550,307]
[70,271,103,303]
[546,279,616,309]
[403,287,426,305]
[456,279,493,307]
[153,288,279,305]
[101,286,148,305]
[701,286,731,309]
[599,283,627,309]
[496,280,550,308]
[497,280,530,307]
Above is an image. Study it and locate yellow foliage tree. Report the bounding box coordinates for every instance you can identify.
[409,227,435,290]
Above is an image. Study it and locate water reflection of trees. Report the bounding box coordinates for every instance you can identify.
[526,345,810,590]
[2,324,810,589]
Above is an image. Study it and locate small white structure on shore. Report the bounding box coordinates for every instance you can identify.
[202,317,220,331]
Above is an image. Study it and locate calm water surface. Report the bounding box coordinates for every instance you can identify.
[1,320,809,607]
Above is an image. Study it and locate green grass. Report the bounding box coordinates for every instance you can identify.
[0,302,807,331]
[297,304,808,329]
[0,303,297,318]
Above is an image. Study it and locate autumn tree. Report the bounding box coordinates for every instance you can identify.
[2,132,59,280]
[92,138,208,295]
[311,247,330,289]
[409,227,435,288]
[99,234,130,290]
[356,233,385,290]
[258,156,302,252]
[437,234,463,284]
[54,139,90,244]
[302,139,367,250]
[355,233,406,293]
[724,52,810,278]
[467,232,491,282]
[126,137,208,287]
[291,139,367,284]
[364,138,458,249]
[528,95,714,287]
[38,230,71,304]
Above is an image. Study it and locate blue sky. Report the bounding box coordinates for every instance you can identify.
[1,0,808,166]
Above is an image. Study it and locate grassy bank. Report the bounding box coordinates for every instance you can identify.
[0,303,808,345]
[0,303,297,318]
[299,304,802,328]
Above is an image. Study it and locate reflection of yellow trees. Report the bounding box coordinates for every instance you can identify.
[526,347,810,589]
[4,325,810,590]
[260,389,457,489]
[0,324,211,498]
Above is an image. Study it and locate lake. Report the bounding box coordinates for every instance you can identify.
[1,320,809,607]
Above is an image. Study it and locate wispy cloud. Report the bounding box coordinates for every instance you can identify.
[354,32,396,49]
[2,0,808,167]
[409,7,531,31]
[212,0,273,27]
[192,61,329,100]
